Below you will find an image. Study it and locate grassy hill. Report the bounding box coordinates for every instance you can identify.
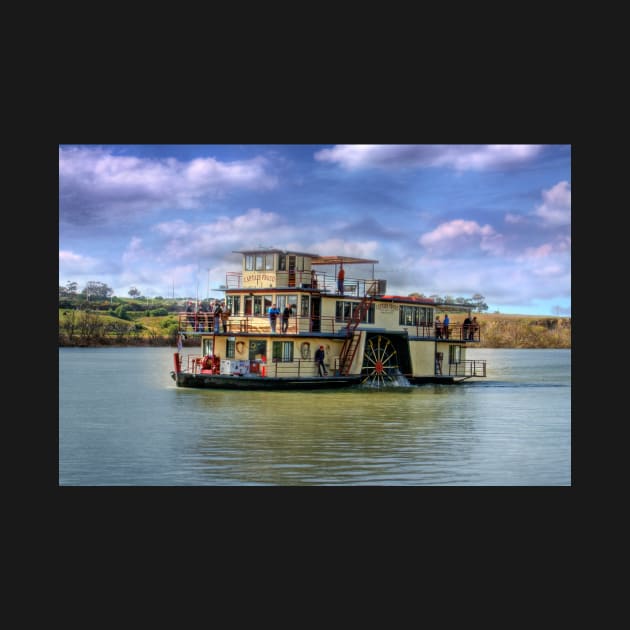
[59,308,571,348]
[469,312,570,348]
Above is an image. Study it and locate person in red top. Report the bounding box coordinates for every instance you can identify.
[337,263,345,295]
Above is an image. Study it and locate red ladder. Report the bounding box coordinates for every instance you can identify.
[338,282,377,375]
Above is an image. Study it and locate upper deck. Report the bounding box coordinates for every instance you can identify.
[179,249,479,343]
[176,309,480,342]
[178,249,481,342]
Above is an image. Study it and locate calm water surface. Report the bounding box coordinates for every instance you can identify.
[59,347,571,485]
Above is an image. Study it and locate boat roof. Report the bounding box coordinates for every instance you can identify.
[379,295,435,304]
[233,248,320,258]
[311,255,379,265]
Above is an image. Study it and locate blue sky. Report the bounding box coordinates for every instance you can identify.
[59,144,571,315]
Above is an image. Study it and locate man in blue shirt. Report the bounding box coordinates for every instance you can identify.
[268,303,280,333]
[443,313,450,339]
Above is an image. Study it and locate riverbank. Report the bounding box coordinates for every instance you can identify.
[58,310,570,349]
[472,313,570,348]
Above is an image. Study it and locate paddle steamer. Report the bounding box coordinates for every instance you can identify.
[170,249,486,389]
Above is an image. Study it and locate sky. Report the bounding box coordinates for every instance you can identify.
[59,144,571,315]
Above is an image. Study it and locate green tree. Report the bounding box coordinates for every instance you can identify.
[82,281,114,300]
[128,287,141,298]
[471,293,488,312]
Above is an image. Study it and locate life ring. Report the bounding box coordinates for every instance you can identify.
[300,342,310,360]
[236,341,245,355]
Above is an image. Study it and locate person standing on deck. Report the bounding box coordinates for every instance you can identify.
[268,303,280,333]
[435,315,442,339]
[282,304,292,333]
[221,301,231,333]
[314,345,328,376]
[443,313,450,339]
[470,316,478,340]
[213,300,223,333]
[463,315,472,341]
[337,263,345,295]
[186,301,195,331]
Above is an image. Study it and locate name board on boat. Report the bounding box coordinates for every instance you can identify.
[243,272,276,287]
[376,303,398,311]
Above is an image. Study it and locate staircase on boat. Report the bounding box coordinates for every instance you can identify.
[338,282,378,375]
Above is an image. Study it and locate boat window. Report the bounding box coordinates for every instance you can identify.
[245,255,254,271]
[336,300,374,323]
[399,305,433,327]
[288,295,298,309]
[202,339,213,356]
[300,295,309,317]
[253,295,263,316]
[245,295,253,315]
[272,341,294,362]
[279,255,286,271]
[228,295,240,316]
[449,345,461,364]
[226,338,235,358]
[265,255,274,271]
[255,255,264,270]
[276,295,286,311]
[264,295,272,314]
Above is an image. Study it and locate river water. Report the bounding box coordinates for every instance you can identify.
[59,347,571,485]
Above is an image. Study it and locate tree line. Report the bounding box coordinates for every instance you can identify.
[408,292,489,312]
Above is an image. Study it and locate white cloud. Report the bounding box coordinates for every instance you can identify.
[59,250,101,273]
[505,212,526,224]
[534,180,571,226]
[59,147,278,222]
[522,243,554,259]
[314,144,542,171]
[311,238,380,259]
[419,219,503,255]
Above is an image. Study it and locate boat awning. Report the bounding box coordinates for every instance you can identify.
[310,256,379,266]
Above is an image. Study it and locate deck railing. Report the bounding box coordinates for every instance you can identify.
[447,359,487,377]
[177,313,481,341]
[406,323,481,342]
[177,313,340,334]
[224,271,377,297]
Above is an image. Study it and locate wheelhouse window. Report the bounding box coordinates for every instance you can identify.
[249,254,274,271]
[272,341,294,362]
[279,255,286,271]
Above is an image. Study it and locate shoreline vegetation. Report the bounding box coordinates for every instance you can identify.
[58,309,571,349]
